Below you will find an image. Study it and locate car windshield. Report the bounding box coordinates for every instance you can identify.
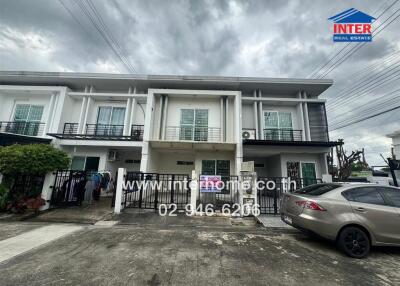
[293,183,341,196]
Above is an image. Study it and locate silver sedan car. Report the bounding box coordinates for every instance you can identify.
[280,183,400,258]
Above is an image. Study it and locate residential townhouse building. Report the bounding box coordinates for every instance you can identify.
[0,71,340,212]
[388,130,400,159]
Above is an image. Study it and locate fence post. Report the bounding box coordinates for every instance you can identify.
[190,170,197,213]
[114,168,126,214]
[40,172,56,211]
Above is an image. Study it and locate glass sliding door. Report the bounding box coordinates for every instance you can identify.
[13,104,44,136]
[96,107,112,135]
[96,106,125,136]
[279,112,293,141]
[264,111,279,140]
[264,111,293,141]
[194,109,208,141]
[180,109,195,140]
[110,107,125,135]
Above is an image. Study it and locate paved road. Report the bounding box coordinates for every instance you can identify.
[0,219,399,286]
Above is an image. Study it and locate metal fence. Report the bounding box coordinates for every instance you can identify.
[50,170,88,207]
[0,121,45,137]
[257,177,322,214]
[123,172,191,210]
[165,126,221,142]
[263,129,303,141]
[53,123,144,141]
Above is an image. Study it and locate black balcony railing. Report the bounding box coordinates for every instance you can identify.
[165,126,221,142]
[0,121,45,137]
[49,123,144,141]
[263,129,302,141]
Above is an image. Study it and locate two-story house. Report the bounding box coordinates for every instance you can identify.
[0,71,340,213]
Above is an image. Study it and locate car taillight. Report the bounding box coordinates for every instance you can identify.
[295,200,326,211]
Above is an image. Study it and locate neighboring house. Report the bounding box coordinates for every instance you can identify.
[0,71,340,210]
[387,130,400,159]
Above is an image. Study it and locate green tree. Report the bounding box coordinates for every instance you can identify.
[0,144,70,212]
[0,144,70,175]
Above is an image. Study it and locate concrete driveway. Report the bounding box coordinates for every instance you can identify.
[0,216,399,286]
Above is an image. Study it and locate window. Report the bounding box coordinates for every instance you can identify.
[264,111,293,140]
[342,187,387,206]
[380,187,400,208]
[12,104,44,136]
[71,156,100,171]
[179,109,208,141]
[201,160,231,193]
[294,183,341,196]
[96,106,126,135]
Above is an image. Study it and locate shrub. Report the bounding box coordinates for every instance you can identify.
[0,184,9,211]
[0,144,69,212]
[0,144,70,175]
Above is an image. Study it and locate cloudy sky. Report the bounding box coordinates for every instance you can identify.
[0,0,399,166]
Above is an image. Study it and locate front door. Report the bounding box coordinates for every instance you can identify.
[301,162,316,186]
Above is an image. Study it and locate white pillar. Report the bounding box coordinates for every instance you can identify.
[161,95,168,140]
[114,168,126,214]
[123,97,132,135]
[82,96,92,134]
[302,91,311,141]
[253,90,258,139]
[77,96,87,134]
[297,91,306,141]
[235,92,243,176]
[190,170,198,212]
[44,93,56,135]
[225,97,229,142]
[40,172,56,211]
[220,97,224,142]
[258,90,263,140]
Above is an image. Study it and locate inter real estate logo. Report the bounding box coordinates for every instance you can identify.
[328,8,376,42]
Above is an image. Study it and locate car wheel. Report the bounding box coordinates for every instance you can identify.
[337,226,370,258]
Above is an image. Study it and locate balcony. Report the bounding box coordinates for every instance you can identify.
[0,121,45,137]
[263,129,302,141]
[165,126,221,142]
[49,123,144,141]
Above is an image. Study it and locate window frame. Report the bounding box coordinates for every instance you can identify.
[263,110,294,140]
[179,108,209,141]
[341,186,390,206]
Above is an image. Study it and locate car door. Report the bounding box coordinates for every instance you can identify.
[344,186,400,244]
[379,187,400,243]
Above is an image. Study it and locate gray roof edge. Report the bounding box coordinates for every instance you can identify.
[0,70,333,86]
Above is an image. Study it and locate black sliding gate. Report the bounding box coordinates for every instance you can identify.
[123,172,191,210]
[51,170,88,207]
[257,177,323,214]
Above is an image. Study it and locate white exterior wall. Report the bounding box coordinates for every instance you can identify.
[391,135,400,158]
[280,153,327,178]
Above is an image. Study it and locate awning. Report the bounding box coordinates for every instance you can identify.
[0,132,52,146]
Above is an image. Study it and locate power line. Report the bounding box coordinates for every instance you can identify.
[58,0,121,71]
[326,66,400,111]
[330,104,400,131]
[74,0,136,73]
[329,94,400,128]
[318,7,400,79]
[324,50,400,102]
[307,0,399,78]
[328,88,400,118]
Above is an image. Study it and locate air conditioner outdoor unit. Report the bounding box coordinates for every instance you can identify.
[242,130,256,140]
[107,150,118,161]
